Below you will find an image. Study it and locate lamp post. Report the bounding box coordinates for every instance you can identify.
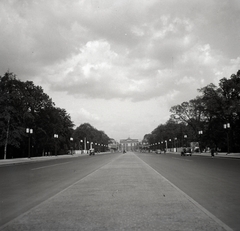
[87,141,89,151]
[198,130,203,153]
[169,139,172,152]
[95,143,97,152]
[26,128,33,158]
[95,143,99,152]
[184,135,188,147]
[70,137,73,155]
[224,123,230,154]
[174,137,177,152]
[80,139,83,153]
[54,134,58,156]
[165,140,167,152]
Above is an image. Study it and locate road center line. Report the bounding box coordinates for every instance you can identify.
[31,162,71,170]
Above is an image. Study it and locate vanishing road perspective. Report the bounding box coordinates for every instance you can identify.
[1,151,240,231]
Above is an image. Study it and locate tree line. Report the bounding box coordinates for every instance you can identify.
[144,70,240,152]
[72,123,110,152]
[0,72,110,159]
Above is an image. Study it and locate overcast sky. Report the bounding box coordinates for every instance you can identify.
[1,0,240,142]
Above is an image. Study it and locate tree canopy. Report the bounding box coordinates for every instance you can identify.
[73,123,110,151]
[0,72,110,159]
[145,70,240,152]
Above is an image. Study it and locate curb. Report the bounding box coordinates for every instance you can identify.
[167,151,240,159]
[0,152,112,167]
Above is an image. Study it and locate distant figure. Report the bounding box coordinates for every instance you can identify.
[181,147,186,156]
[89,148,95,156]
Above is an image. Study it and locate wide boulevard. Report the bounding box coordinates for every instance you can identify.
[0,152,240,230]
[137,152,240,230]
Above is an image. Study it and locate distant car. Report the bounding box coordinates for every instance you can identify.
[181,147,192,156]
[155,149,161,154]
[194,147,200,152]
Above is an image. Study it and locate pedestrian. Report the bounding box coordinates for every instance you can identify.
[211,147,214,157]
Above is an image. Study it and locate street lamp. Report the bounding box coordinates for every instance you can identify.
[26,128,33,158]
[184,135,187,147]
[87,141,89,150]
[79,140,83,153]
[169,139,172,152]
[174,137,178,152]
[54,134,58,156]
[70,137,73,155]
[198,131,203,153]
[223,123,230,154]
[165,140,167,152]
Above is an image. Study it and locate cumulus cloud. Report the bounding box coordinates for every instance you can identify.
[77,108,100,122]
[0,0,239,139]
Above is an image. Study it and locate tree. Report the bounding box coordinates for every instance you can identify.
[0,72,26,159]
[0,71,75,158]
[170,97,205,140]
[218,71,240,151]
[167,70,240,151]
[73,123,110,151]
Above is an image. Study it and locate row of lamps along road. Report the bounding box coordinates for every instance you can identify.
[25,129,107,158]
[149,122,230,153]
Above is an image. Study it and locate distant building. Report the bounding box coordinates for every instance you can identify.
[120,138,139,152]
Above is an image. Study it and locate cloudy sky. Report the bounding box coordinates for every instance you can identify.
[1,0,240,142]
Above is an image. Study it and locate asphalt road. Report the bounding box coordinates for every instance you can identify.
[136,152,240,231]
[1,152,240,230]
[0,153,121,228]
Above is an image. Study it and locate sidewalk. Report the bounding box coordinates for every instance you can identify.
[1,152,232,231]
[0,153,83,167]
[197,152,240,158]
[0,151,110,167]
[170,151,240,158]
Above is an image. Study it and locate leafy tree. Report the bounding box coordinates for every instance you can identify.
[0,72,75,158]
[167,70,240,151]
[34,106,74,156]
[143,118,192,151]
[218,70,240,151]
[73,123,110,151]
[0,72,26,159]
[170,97,206,138]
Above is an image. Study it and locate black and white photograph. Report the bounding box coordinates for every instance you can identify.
[0,0,240,230]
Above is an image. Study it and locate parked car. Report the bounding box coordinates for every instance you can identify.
[155,149,161,154]
[181,147,192,156]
